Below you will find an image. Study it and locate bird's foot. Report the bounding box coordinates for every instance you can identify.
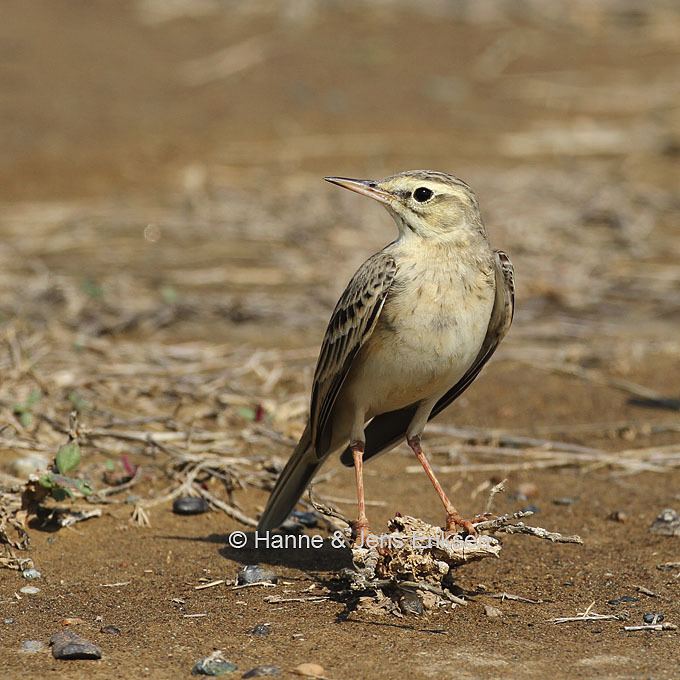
[445,511,477,537]
[351,519,371,546]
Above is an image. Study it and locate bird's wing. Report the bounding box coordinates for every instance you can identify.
[310,250,398,454]
[341,249,514,466]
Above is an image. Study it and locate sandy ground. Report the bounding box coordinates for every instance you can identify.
[1,2,679,679]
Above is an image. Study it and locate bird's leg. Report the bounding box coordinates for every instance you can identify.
[407,435,476,536]
[350,441,370,544]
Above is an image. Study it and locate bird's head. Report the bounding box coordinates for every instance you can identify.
[325,170,485,242]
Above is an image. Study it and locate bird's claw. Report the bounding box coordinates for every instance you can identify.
[445,512,477,537]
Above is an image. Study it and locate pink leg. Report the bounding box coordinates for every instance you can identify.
[407,435,476,535]
[351,441,370,544]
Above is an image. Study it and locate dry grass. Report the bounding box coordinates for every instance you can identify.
[1,161,679,556]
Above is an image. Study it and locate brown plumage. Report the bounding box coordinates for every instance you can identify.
[258,171,514,537]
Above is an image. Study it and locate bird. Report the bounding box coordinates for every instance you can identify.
[257,170,514,540]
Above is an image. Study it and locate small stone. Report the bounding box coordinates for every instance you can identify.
[397,590,424,615]
[4,618,16,624]
[643,612,664,624]
[290,510,319,528]
[237,565,278,586]
[517,482,538,499]
[608,510,627,522]
[61,618,87,626]
[649,508,680,536]
[192,651,237,676]
[484,604,503,618]
[173,496,209,516]
[279,519,304,533]
[294,663,325,678]
[242,666,282,678]
[11,453,49,479]
[50,630,102,660]
[250,623,271,637]
[22,568,42,580]
[552,497,576,506]
[100,625,121,635]
[522,504,540,514]
[19,586,40,595]
[21,640,44,653]
[607,595,639,606]
[420,591,439,610]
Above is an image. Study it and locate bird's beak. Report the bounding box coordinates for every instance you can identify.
[324,176,392,205]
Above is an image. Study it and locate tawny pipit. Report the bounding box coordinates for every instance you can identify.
[258,170,514,539]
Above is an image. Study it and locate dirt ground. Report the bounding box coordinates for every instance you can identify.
[1,2,679,679]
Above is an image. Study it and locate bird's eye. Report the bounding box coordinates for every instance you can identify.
[413,187,433,203]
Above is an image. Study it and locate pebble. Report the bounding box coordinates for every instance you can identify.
[279,519,303,533]
[22,568,42,580]
[649,508,680,536]
[397,590,424,616]
[100,625,121,635]
[19,586,40,595]
[552,497,576,506]
[11,453,49,479]
[50,630,102,660]
[643,612,664,624]
[522,504,540,514]
[517,482,538,499]
[294,663,325,678]
[21,640,44,653]
[4,618,16,624]
[173,496,209,515]
[281,510,322,532]
[192,651,237,676]
[608,510,627,523]
[290,510,319,528]
[242,666,281,678]
[484,604,503,618]
[607,595,639,606]
[237,565,278,586]
[250,623,271,637]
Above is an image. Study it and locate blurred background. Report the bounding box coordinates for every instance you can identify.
[1,0,679,350]
[2,0,680,509]
[1,2,680,676]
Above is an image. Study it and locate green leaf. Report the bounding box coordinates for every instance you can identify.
[51,487,73,501]
[38,474,54,489]
[238,406,256,421]
[25,389,41,408]
[73,479,93,496]
[81,278,103,299]
[56,442,81,474]
[19,411,33,428]
[68,391,90,412]
[160,285,178,304]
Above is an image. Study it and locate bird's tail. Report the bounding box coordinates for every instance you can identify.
[257,426,321,531]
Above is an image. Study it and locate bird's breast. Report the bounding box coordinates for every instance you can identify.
[346,257,495,414]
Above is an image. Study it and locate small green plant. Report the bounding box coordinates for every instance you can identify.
[160,285,179,304]
[68,391,90,413]
[38,441,93,501]
[12,389,41,428]
[81,277,104,299]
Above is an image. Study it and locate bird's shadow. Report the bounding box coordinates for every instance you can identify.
[213,530,365,617]
[206,530,355,572]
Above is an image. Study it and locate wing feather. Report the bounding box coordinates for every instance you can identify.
[310,250,398,453]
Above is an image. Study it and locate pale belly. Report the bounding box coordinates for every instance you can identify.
[341,272,495,416]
